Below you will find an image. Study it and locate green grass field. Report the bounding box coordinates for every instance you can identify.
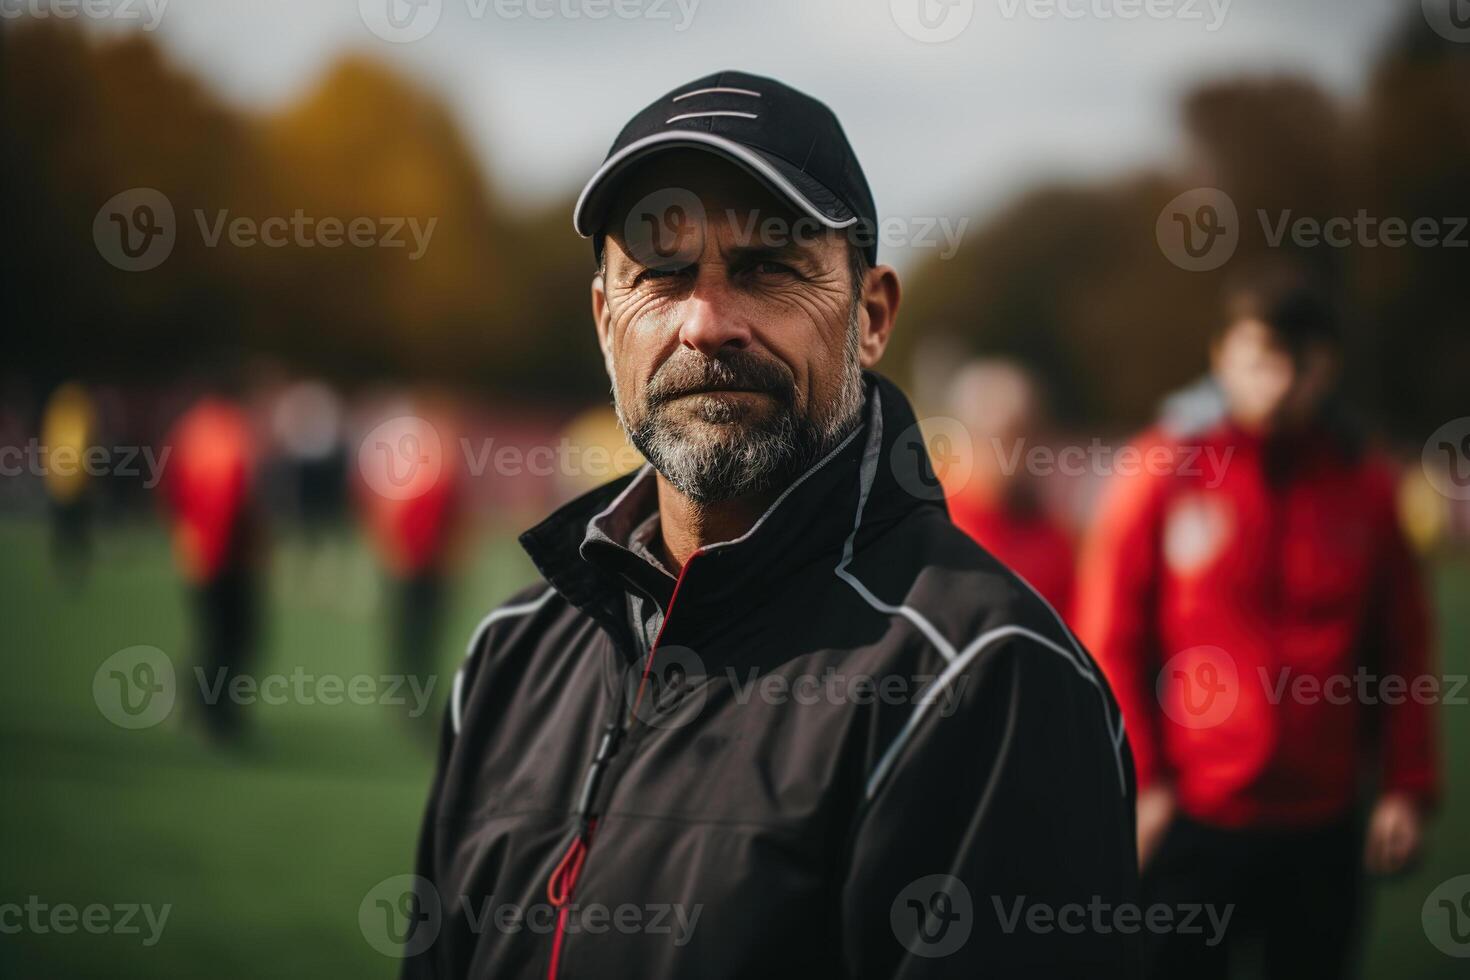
[1,517,1466,977]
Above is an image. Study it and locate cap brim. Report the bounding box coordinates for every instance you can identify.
[572,131,858,240]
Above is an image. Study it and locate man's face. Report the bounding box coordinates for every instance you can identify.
[1212,318,1338,433]
[593,151,873,502]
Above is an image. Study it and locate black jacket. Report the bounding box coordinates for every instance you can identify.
[404,374,1138,979]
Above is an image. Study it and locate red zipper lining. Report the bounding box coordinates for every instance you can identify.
[544,548,703,980]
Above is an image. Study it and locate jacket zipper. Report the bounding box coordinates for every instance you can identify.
[544,548,703,980]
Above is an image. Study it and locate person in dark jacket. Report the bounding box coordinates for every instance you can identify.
[401,71,1137,980]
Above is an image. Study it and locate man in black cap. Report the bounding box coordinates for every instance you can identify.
[403,71,1138,979]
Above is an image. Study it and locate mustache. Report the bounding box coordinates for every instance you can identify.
[646,351,796,407]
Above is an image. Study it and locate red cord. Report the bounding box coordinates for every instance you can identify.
[547,549,701,979]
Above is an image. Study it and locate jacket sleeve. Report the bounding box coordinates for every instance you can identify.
[840,636,1138,979]
[400,638,487,979]
[1071,439,1169,791]
[1369,469,1440,807]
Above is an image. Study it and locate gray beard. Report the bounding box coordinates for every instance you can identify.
[612,305,865,504]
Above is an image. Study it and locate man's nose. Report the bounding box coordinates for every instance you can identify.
[677,281,752,357]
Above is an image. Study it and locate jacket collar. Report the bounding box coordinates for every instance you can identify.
[517,372,944,635]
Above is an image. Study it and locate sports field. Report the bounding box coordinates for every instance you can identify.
[1,517,1466,977]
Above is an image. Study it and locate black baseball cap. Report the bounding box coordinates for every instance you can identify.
[572,70,879,266]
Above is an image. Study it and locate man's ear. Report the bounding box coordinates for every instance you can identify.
[591,272,615,378]
[857,264,901,369]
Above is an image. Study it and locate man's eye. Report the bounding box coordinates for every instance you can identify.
[752,261,797,277]
[637,265,690,283]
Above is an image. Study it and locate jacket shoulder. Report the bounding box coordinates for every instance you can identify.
[450,581,564,734]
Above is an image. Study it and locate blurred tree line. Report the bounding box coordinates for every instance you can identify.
[2,19,598,402]
[898,7,1469,438]
[3,9,1465,436]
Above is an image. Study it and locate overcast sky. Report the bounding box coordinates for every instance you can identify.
[80,0,1405,232]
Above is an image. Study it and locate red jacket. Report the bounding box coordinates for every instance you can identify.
[1074,414,1438,829]
[164,399,255,583]
[948,492,1074,613]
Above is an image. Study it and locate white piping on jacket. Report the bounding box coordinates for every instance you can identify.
[451,587,556,735]
[836,387,1127,799]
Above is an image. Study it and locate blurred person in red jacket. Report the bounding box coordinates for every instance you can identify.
[164,392,264,743]
[357,405,461,732]
[1074,269,1438,979]
[944,359,1075,612]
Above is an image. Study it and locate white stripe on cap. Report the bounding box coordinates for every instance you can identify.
[572,130,858,237]
[671,86,762,101]
[665,110,759,124]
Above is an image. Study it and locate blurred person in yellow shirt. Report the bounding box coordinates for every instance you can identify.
[41,382,97,588]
